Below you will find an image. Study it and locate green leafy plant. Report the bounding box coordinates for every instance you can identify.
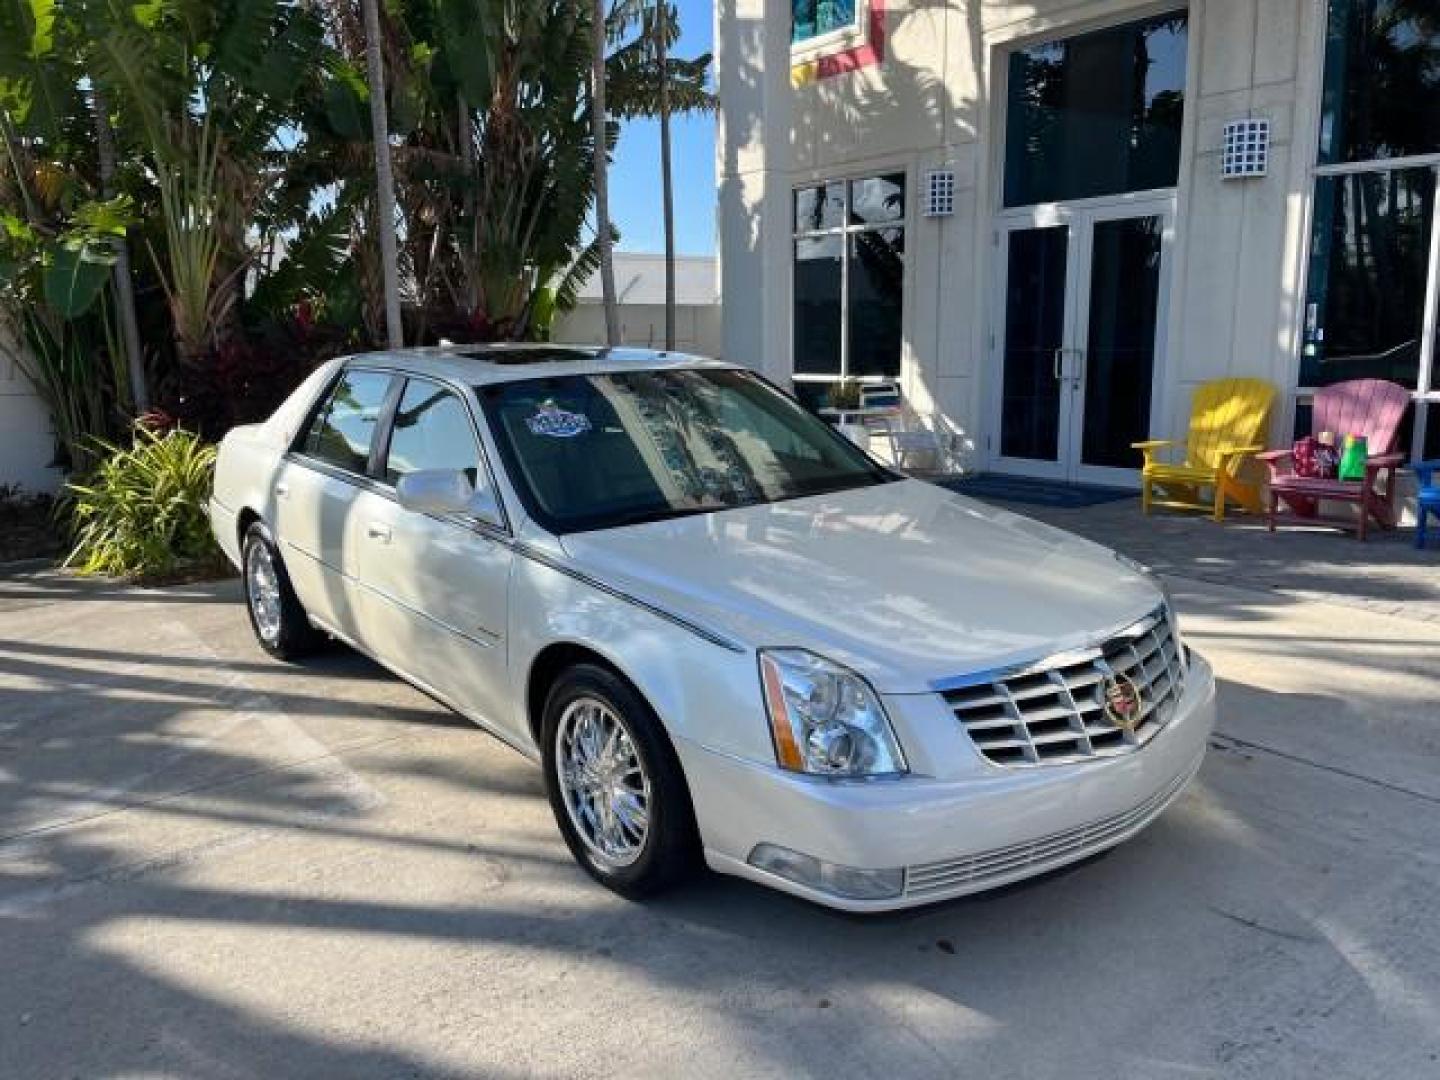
[828,379,861,410]
[65,426,220,579]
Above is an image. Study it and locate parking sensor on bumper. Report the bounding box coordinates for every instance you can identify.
[748,843,905,901]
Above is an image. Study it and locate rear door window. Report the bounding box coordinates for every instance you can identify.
[301,370,394,475]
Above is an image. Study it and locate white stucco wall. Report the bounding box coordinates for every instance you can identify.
[718,0,1318,463]
[553,302,724,357]
[554,252,724,357]
[0,325,61,493]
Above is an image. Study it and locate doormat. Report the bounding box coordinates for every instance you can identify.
[936,474,1136,508]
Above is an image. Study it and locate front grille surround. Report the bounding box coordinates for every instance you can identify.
[940,606,1186,768]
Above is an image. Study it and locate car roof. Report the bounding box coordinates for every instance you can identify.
[339,344,735,385]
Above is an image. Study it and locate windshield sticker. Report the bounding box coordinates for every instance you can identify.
[525,401,592,439]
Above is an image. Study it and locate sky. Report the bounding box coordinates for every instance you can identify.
[609,0,718,256]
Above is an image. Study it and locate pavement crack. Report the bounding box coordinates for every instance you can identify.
[1211,731,1440,809]
[1206,905,1318,944]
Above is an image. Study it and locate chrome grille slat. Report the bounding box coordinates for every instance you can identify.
[941,607,1186,768]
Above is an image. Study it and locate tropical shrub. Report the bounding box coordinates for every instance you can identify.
[1,0,714,461]
[65,427,220,579]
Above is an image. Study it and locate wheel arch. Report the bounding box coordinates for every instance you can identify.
[237,507,262,551]
[526,641,654,751]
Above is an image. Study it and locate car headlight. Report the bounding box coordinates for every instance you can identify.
[758,649,907,777]
[1114,552,1189,670]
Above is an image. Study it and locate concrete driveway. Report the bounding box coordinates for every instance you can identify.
[2,558,1439,1079]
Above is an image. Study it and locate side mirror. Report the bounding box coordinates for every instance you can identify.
[395,469,501,525]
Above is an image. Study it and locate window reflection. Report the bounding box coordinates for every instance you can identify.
[1319,0,1440,164]
[1082,217,1163,468]
[385,382,480,486]
[792,174,906,388]
[848,228,904,376]
[792,0,857,45]
[303,371,391,474]
[794,236,844,376]
[849,175,905,226]
[1000,226,1067,461]
[1004,13,1188,207]
[480,370,892,534]
[794,182,845,232]
[1302,168,1435,389]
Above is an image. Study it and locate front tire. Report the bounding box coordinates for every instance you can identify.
[241,522,324,661]
[542,664,699,900]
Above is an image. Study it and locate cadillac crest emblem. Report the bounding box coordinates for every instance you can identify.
[1102,674,1143,732]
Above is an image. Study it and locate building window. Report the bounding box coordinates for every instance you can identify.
[792,0,858,46]
[1303,1,1440,459]
[1003,12,1188,208]
[792,174,905,403]
[1318,0,1440,165]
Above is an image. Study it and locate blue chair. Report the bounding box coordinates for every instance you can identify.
[1416,460,1440,549]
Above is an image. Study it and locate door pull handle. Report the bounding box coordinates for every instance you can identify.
[366,523,392,543]
[1053,347,1064,382]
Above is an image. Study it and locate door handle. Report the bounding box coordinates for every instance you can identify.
[366,523,392,543]
[1053,347,1064,382]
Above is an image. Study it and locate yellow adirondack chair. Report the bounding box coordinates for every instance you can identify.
[1133,378,1276,522]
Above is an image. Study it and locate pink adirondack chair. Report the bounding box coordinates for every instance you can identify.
[1257,378,1411,540]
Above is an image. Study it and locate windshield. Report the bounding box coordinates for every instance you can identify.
[479,368,896,533]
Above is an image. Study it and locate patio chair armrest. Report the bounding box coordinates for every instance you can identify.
[1131,439,1177,467]
[1254,448,1293,464]
[1364,451,1406,472]
[1413,458,1440,485]
[1214,444,1265,460]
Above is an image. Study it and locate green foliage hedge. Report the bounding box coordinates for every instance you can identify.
[65,427,220,579]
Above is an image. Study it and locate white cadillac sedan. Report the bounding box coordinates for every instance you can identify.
[209,346,1215,911]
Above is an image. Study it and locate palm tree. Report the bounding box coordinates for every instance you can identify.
[591,0,621,346]
[90,83,148,412]
[360,0,404,349]
[655,0,674,350]
[608,1,713,350]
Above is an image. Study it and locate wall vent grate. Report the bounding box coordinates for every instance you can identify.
[1222,118,1269,179]
[923,170,956,216]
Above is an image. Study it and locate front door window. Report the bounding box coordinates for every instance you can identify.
[994,210,1169,481]
[999,226,1067,462]
[1081,216,1164,470]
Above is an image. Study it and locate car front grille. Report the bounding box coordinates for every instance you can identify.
[904,760,1197,899]
[940,606,1185,767]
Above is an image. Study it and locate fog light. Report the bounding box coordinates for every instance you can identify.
[748,843,904,900]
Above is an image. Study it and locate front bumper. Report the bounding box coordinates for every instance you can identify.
[680,654,1216,912]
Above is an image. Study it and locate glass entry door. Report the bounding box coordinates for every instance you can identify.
[990,200,1172,484]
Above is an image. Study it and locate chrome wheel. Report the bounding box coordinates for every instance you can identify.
[245,541,283,644]
[555,696,651,869]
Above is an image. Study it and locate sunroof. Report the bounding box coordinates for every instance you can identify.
[456,347,595,366]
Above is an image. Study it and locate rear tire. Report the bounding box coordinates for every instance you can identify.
[241,522,324,661]
[542,663,699,900]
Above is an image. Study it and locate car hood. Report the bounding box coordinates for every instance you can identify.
[557,479,1162,693]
